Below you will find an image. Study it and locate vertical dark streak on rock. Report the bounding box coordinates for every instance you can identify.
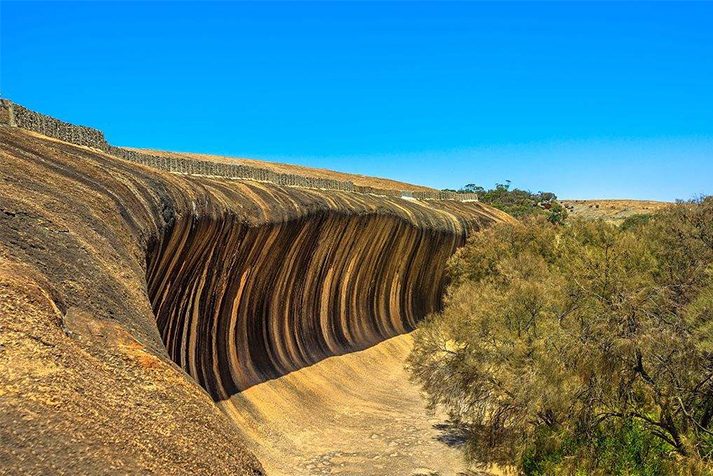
[146,210,477,398]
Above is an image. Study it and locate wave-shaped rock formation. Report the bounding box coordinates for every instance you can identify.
[148,199,498,397]
[0,106,512,475]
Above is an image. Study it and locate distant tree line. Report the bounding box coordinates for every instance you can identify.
[409,197,713,475]
[443,181,567,224]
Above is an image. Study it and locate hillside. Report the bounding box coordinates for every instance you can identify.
[560,199,671,223]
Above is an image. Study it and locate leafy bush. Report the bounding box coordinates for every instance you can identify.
[522,420,671,476]
[408,197,713,475]
[620,213,654,232]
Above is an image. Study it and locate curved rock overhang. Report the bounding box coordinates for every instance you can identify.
[147,210,468,396]
[1,123,512,402]
[1,122,517,475]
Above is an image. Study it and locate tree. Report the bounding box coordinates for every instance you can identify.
[460,183,486,195]
[408,197,713,475]
[456,181,566,222]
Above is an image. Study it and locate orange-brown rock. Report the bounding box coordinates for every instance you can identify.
[0,121,511,475]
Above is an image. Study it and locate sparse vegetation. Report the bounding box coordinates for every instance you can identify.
[445,181,567,224]
[620,213,654,231]
[408,197,713,475]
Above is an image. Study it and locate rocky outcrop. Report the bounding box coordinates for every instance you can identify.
[147,200,491,396]
[0,115,511,474]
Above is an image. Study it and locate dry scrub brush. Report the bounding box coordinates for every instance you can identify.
[408,197,713,475]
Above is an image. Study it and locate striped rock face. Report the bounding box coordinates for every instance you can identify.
[147,205,490,397]
[0,124,512,475]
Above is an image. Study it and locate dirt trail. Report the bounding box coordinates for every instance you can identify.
[220,333,471,476]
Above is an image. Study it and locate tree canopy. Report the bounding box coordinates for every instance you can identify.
[408,197,713,475]
[444,181,567,224]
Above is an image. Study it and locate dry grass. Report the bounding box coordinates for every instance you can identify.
[560,199,671,224]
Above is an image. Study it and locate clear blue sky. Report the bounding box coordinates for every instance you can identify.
[2,2,711,201]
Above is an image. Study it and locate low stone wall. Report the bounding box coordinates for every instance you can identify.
[1,99,109,149]
[413,191,479,201]
[0,99,476,201]
[354,185,402,198]
[106,145,356,191]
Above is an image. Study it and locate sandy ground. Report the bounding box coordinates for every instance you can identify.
[220,333,494,476]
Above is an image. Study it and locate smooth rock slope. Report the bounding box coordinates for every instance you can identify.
[223,333,471,475]
[0,115,511,475]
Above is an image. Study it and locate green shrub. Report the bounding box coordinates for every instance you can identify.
[408,197,713,475]
[620,213,653,231]
[522,420,671,475]
[449,181,567,223]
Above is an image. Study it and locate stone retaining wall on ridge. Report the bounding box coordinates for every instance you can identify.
[0,99,477,201]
